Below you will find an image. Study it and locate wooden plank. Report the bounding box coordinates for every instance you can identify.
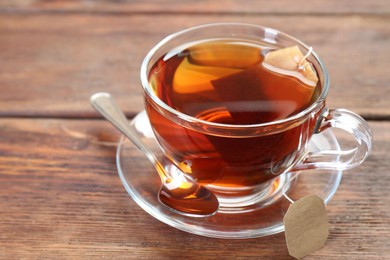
[1,0,389,15]
[0,118,388,259]
[0,14,389,118]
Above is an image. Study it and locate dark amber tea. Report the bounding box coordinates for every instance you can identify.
[146,39,321,193]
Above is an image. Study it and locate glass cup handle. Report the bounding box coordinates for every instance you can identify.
[296,108,372,171]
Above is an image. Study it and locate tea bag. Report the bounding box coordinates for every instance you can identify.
[283,194,329,259]
[210,46,321,123]
[263,46,318,87]
[211,66,278,124]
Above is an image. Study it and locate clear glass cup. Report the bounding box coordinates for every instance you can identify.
[140,23,372,209]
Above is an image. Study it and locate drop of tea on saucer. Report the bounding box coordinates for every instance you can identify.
[283,194,329,259]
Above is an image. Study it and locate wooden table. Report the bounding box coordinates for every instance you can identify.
[1,1,389,259]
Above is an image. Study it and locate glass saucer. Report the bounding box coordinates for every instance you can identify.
[116,111,342,239]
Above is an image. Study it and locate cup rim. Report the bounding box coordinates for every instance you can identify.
[140,22,329,129]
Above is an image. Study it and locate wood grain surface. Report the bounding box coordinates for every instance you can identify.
[1,0,390,14]
[0,1,389,259]
[0,14,389,118]
[0,119,388,259]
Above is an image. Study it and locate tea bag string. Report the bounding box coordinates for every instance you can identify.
[298,47,313,71]
[282,173,300,204]
[284,193,295,204]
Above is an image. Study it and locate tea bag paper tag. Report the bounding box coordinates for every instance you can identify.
[263,46,318,86]
[283,194,329,259]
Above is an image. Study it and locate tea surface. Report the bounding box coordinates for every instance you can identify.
[146,39,321,191]
[149,40,320,125]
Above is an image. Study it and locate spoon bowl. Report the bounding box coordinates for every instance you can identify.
[90,92,219,217]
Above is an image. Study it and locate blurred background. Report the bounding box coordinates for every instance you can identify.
[0,0,389,119]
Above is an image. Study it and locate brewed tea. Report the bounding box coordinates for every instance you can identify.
[146,39,321,191]
[149,40,319,125]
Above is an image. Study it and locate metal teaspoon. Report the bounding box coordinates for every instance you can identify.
[90,92,219,217]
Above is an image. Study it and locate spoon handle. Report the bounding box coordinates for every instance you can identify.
[90,92,160,169]
[90,93,219,217]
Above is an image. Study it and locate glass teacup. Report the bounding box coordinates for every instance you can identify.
[139,23,372,210]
